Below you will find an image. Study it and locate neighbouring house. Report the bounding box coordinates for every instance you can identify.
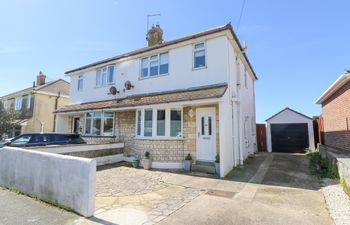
[266,108,315,153]
[55,23,258,177]
[0,72,70,137]
[316,69,350,151]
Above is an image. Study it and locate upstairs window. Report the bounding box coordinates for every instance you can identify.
[2,100,8,109]
[96,65,115,87]
[15,96,22,110]
[140,52,168,79]
[26,95,31,109]
[77,75,84,91]
[194,43,206,69]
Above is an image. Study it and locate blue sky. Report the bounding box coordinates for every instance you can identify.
[0,0,349,122]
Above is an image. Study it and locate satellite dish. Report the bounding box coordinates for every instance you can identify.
[109,86,118,95]
[124,81,134,90]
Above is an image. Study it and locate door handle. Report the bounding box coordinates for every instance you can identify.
[198,132,200,138]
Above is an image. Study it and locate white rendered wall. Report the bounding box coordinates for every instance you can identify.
[0,147,96,217]
[69,36,229,104]
[266,109,315,152]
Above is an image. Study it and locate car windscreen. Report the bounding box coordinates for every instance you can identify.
[11,135,32,145]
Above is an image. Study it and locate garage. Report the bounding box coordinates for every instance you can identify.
[266,108,315,153]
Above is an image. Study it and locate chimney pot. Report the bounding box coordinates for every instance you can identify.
[37,71,46,86]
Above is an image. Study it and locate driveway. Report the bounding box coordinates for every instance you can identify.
[80,153,333,225]
[0,153,333,225]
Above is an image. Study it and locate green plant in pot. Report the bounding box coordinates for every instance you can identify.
[132,157,140,168]
[184,153,192,171]
[215,153,220,176]
[142,151,152,170]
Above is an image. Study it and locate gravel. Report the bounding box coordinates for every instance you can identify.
[322,178,350,225]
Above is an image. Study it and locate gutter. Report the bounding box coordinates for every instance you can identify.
[315,71,350,104]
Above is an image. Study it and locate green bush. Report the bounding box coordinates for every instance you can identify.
[307,150,339,179]
[185,153,192,161]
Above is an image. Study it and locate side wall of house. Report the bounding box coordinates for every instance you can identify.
[322,80,350,151]
[23,94,69,134]
[227,39,257,166]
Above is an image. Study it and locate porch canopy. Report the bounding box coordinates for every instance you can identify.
[55,83,227,114]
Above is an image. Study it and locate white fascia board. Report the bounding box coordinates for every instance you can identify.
[315,72,350,104]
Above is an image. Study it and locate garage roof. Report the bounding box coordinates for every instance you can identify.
[266,107,313,122]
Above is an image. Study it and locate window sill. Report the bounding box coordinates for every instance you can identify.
[134,136,184,141]
[139,73,169,80]
[94,83,115,89]
[82,135,116,138]
[192,66,207,71]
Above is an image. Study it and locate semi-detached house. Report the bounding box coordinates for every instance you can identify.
[55,23,258,177]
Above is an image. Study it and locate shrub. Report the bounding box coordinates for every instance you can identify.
[144,151,150,158]
[307,149,338,179]
[185,153,192,161]
[215,154,220,163]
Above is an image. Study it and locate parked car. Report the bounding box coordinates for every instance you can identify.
[1,133,86,148]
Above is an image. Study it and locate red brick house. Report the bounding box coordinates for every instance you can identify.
[316,69,350,151]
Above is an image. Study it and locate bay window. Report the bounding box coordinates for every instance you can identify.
[84,112,114,136]
[144,109,153,137]
[136,108,182,138]
[170,109,181,137]
[140,52,169,78]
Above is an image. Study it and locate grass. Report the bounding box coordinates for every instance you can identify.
[306,149,339,179]
[340,178,350,198]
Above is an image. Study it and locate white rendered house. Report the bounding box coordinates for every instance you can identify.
[55,23,258,177]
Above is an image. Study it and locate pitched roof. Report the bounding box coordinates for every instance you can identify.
[266,107,313,121]
[65,23,257,80]
[315,70,350,104]
[1,79,70,99]
[55,83,227,113]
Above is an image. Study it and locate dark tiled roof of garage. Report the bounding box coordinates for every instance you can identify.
[55,83,227,113]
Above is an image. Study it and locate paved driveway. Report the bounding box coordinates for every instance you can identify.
[80,153,333,225]
[1,153,333,225]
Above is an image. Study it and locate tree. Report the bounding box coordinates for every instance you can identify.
[0,101,19,138]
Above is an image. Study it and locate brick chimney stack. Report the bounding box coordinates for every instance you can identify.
[147,24,163,47]
[37,71,46,86]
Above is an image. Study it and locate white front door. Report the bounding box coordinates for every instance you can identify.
[196,108,216,161]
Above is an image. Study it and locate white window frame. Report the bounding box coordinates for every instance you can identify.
[77,75,84,91]
[193,42,206,69]
[96,65,115,87]
[14,96,22,110]
[26,95,31,109]
[135,107,183,139]
[139,52,169,79]
[83,111,115,136]
[2,100,8,109]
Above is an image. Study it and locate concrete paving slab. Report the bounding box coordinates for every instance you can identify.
[0,187,79,225]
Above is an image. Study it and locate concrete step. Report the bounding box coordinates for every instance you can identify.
[192,161,216,174]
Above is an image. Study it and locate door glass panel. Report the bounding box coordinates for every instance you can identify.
[201,117,205,135]
[208,116,212,135]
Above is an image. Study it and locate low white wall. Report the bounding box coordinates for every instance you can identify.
[0,147,96,217]
[27,143,124,154]
[96,154,124,166]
